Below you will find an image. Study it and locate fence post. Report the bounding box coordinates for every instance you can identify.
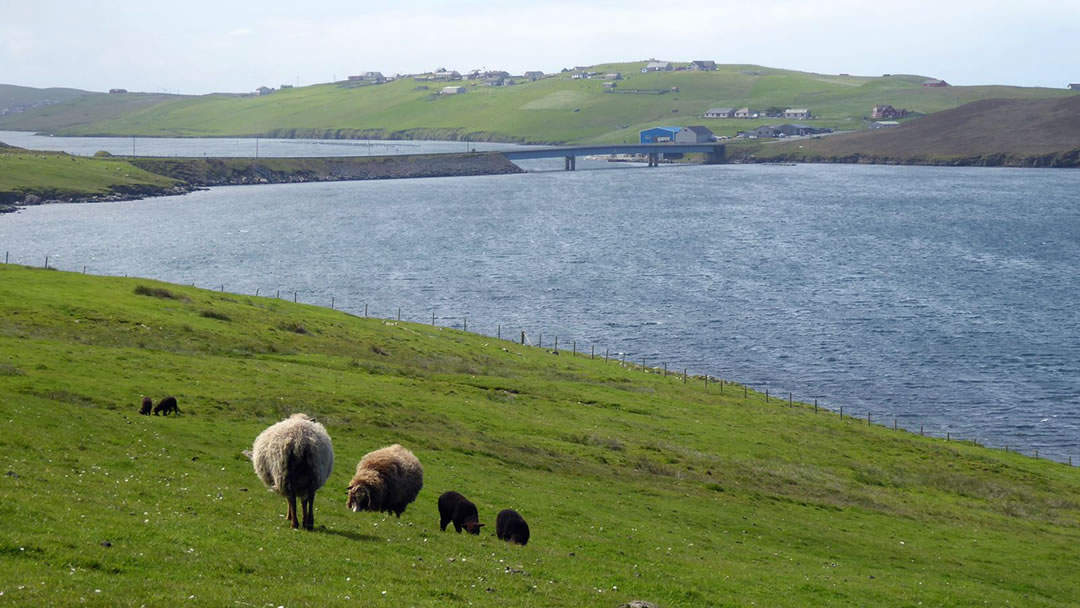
[220,285,224,292]
[498,324,501,339]
[294,292,297,303]
[4,252,7,264]
[605,348,609,361]
[554,336,558,352]
[642,356,646,371]
[765,389,769,402]
[684,369,687,384]
[539,333,542,348]
[867,412,870,426]
[591,345,594,359]
[920,425,924,436]
[276,290,280,298]
[840,406,843,419]
[463,318,467,332]
[744,386,747,398]
[814,399,818,413]
[1035,449,1038,459]
[788,392,792,406]
[256,288,260,296]
[704,375,708,390]
[44,256,48,269]
[573,341,576,356]
[83,266,86,274]
[947,432,950,441]
[893,418,897,430]
[331,297,335,310]
[364,303,368,317]
[433,312,436,325]
[521,331,525,345]
[664,362,667,376]
[397,307,401,321]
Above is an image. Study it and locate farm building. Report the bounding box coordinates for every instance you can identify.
[704,107,736,118]
[524,71,545,80]
[441,86,467,95]
[690,60,717,71]
[871,104,907,119]
[675,125,714,143]
[642,61,674,72]
[734,107,760,118]
[1068,83,1080,90]
[922,79,950,87]
[784,108,812,119]
[639,126,681,143]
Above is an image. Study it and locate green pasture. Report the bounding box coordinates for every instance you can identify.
[0,152,178,200]
[1,265,1078,606]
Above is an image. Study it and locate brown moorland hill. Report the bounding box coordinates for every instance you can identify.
[751,96,1080,167]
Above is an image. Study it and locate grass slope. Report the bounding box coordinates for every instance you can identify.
[1,265,1079,606]
[0,84,96,114]
[1,64,1071,144]
[749,96,1080,166]
[0,150,179,204]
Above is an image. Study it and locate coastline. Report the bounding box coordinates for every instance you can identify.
[1,151,525,213]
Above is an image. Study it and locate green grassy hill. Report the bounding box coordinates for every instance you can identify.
[0,84,97,115]
[747,96,1080,166]
[0,149,181,206]
[1,63,1071,144]
[1,264,1078,606]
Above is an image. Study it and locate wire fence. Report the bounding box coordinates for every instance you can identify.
[7,252,1076,467]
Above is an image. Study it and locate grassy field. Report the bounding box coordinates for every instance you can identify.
[0,150,179,204]
[1,63,1071,144]
[1,264,1079,606]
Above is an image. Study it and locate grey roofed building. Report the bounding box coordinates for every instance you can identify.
[1069,83,1080,90]
[704,107,736,118]
[690,60,717,71]
[674,125,715,143]
[643,61,674,72]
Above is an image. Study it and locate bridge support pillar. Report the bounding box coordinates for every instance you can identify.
[647,152,659,167]
[564,155,576,171]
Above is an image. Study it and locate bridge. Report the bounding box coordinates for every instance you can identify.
[501,142,725,170]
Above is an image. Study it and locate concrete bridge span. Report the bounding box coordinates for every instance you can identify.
[502,143,725,170]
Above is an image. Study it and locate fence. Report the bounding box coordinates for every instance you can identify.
[5,252,1075,467]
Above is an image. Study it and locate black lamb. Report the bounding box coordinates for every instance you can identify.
[496,508,530,546]
[438,491,484,534]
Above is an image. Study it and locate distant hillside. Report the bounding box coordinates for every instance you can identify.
[748,96,1080,167]
[0,83,95,115]
[0,63,1071,144]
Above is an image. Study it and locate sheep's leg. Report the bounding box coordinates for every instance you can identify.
[286,493,299,529]
[302,492,315,530]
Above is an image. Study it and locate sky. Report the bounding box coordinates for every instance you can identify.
[3,0,1079,94]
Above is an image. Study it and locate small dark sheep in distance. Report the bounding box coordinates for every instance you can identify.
[496,509,530,545]
[139,397,152,416]
[153,396,180,416]
[438,491,484,534]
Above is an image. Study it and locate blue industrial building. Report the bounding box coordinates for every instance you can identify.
[639,126,681,144]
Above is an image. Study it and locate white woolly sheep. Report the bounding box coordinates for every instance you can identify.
[346,444,423,517]
[252,413,334,530]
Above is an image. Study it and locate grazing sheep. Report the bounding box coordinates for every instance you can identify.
[139,397,152,416]
[346,444,423,517]
[496,509,530,545]
[252,413,334,530]
[153,396,180,416]
[438,491,485,534]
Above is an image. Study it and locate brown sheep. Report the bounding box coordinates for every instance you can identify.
[346,444,423,517]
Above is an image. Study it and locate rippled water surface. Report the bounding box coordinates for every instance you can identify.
[3,157,1078,461]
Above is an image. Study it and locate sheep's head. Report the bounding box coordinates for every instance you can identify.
[464,521,485,535]
[346,476,384,512]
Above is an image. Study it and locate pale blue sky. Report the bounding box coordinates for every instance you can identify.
[3,0,1078,94]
